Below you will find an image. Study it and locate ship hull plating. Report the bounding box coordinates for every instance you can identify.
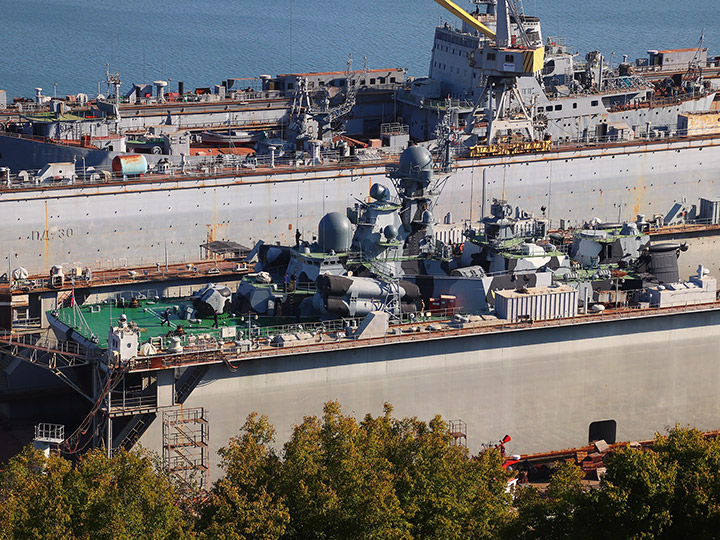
[3,135,720,274]
[137,306,720,478]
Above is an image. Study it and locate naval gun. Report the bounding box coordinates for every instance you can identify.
[434,0,546,149]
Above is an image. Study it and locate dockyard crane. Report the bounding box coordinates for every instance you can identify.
[434,0,545,145]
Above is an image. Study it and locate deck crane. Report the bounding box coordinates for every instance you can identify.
[434,0,545,148]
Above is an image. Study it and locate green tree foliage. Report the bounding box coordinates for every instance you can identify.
[507,460,587,540]
[0,446,193,540]
[591,446,675,540]
[653,426,720,539]
[0,445,74,539]
[509,426,720,540]
[203,402,513,540]
[10,412,720,540]
[198,412,290,540]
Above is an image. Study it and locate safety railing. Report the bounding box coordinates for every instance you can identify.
[124,299,720,372]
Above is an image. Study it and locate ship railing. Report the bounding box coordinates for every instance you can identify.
[380,123,410,136]
[0,330,103,363]
[548,121,683,148]
[395,92,475,111]
[11,316,42,330]
[125,299,720,371]
[108,392,157,413]
[0,147,400,191]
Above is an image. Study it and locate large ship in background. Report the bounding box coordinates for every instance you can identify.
[1,0,720,278]
[5,144,719,485]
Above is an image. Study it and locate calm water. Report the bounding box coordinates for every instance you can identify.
[0,0,717,99]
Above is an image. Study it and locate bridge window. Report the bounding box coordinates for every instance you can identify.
[554,104,562,111]
[591,100,599,106]
[505,54,514,62]
[487,52,496,61]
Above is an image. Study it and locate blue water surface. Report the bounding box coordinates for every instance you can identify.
[0,0,717,98]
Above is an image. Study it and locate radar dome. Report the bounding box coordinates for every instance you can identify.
[318,212,352,253]
[421,210,434,224]
[370,183,390,201]
[383,224,398,240]
[398,145,433,181]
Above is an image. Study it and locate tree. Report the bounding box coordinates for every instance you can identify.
[199,412,289,540]
[508,460,588,540]
[0,446,74,539]
[278,401,410,540]
[0,446,192,540]
[277,401,512,540]
[653,426,720,539]
[590,445,675,540]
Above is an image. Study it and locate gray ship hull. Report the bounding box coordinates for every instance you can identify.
[135,304,720,479]
[4,135,720,276]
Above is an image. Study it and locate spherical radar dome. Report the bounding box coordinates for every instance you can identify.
[370,183,390,201]
[398,145,433,180]
[383,224,399,240]
[318,212,352,253]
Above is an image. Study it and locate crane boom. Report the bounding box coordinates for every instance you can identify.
[433,0,496,40]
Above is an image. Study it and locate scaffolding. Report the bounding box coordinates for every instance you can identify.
[162,407,209,492]
[449,419,467,447]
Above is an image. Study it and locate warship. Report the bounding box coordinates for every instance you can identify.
[1,0,720,277]
[2,144,716,489]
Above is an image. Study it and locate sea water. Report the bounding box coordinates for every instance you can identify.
[0,0,717,99]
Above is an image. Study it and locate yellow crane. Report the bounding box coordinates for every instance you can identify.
[433,0,496,40]
[433,0,549,152]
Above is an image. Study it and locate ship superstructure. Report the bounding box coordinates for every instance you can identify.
[0,1,719,282]
[400,0,716,145]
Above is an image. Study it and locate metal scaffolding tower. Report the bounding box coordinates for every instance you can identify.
[162,407,209,492]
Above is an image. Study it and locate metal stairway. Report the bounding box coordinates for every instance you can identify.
[114,412,157,451]
[175,365,210,405]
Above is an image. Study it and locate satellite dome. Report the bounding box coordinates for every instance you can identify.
[370,183,390,201]
[398,145,433,181]
[318,212,352,253]
[383,224,398,240]
[421,210,434,224]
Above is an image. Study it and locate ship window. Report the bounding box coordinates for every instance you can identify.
[370,78,376,85]
[554,104,562,111]
[308,82,315,88]
[546,106,553,111]
[360,80,366,85]
[379,77,385,84]
[573,103,578,109]
[390,77,396,83]
[487,52,496,61]
[505,54,514,62]
[589,419,617,444]
[591,100,599,106]
[287,82,294,90]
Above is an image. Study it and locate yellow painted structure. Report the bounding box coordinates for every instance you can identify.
[433,0,496,40]
[678,111,720,136]
[469,139,552,157]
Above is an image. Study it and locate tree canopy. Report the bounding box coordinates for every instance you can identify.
[3,411,720,540]
[0,446,193,540]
